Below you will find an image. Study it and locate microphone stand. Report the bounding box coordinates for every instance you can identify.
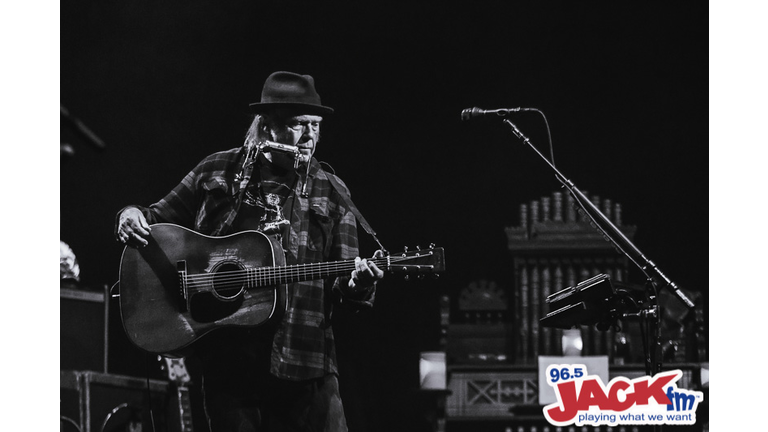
[502,119,695,377]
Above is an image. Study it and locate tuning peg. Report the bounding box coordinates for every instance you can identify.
[429,243,435,249]
[416,245,421,251]
[403,246,409,253]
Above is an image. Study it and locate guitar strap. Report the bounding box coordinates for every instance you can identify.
[324,170,388,254]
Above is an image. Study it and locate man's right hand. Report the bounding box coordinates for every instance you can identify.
[116,207,152,247]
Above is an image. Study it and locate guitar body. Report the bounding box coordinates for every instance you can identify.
[119,224,287,353]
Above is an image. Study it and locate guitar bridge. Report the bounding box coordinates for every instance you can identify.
[177,260,190,312]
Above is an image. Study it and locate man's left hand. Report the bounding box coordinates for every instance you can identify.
[348,250,385,289]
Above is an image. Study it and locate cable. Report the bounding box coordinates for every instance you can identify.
[142,353,159,432]
[60,416,82,432]
[530,108,556,167]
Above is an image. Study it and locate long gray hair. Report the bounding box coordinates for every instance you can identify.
[243,114,272,150]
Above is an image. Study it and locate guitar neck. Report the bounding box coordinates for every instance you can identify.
[247,257,389,287]
[175,385,194,432]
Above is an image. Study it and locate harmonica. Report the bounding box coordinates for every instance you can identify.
[258,140,310,166]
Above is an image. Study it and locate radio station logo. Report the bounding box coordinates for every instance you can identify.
[543,364,703,427]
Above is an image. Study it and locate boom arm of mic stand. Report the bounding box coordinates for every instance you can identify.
[502,119,695,310]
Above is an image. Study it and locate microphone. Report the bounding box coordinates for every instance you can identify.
[460,107,529,121]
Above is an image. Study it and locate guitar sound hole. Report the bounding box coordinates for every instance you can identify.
[211,261,245,301]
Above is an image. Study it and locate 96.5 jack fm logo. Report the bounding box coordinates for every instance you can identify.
[542,364,704,427]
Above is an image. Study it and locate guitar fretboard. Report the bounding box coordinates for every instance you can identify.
[180,249,442,294]
[246,257,391,286]
[177,386,193,432]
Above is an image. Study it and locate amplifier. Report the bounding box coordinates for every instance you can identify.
[60,370,170,432]
[60,284,165,380]
[61,287,109,373]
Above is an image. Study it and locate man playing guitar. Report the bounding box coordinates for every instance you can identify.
[115,71,385,432]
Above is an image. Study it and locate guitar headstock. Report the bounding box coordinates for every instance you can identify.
[386,244,446,279]
[159,355,191,385]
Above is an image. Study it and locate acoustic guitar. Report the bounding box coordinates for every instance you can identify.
[119,223,445,353]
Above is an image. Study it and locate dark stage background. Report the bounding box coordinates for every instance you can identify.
[61,2,708,431]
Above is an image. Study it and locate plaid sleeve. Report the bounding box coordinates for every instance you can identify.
[114,164,201,230]
[328,181,376,309]
[330,200,359,261]
[334,279,376,309]
[114,149,242,233]
[145,166,202,226]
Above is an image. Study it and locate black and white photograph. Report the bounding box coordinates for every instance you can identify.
[46,1,733,431]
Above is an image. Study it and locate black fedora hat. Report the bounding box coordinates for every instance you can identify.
[249,71,334,116]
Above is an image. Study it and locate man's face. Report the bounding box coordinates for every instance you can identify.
[269,112,323,162]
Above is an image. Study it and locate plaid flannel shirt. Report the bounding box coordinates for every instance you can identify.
[121,146,375,380]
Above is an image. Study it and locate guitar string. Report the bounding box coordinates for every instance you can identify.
[180,255,432,290]
[185,262,363,287]
[182,258,394,286]
[181,255,420,282]
[184,261,369,291]
[183,259,380,282]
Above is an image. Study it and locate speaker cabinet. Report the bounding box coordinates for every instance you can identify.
[60,285,165,380]
[60,370,170,432]
[61,287,109,373]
